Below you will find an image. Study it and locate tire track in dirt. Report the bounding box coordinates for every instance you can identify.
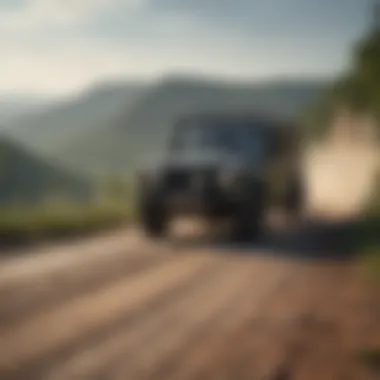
[0,254,214,378]
[105,259,297,380]
[0,229,201,327]
[42,257,236,380]
[0,229,141,282]
[0,252,169,327]
[0,220,366,380]
[0,231,147,308]
[198,266,325,380]
[182,263,371,380]
[154,261,304,380]
[7,258,222,380]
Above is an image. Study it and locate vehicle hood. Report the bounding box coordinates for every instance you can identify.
[169,149,242,168]
[141,149,245,173]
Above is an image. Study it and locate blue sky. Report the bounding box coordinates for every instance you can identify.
[0,0,372,94]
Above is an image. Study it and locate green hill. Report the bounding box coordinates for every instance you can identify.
[8,82,146,158]
[0,95,54,126]
[0,137,90,204]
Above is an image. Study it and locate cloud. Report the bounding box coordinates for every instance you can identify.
[150,0,369,38]
[0,0,368,94]
[1,32,346,95]
[1,40,144,94]
[0,0,145,32]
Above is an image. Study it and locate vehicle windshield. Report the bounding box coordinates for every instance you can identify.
[171,120,271,160]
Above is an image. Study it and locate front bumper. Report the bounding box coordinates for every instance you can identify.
[139,168,265,219]
[163,188,241,217]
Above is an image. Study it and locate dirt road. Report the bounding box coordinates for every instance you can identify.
[0,223,378,380]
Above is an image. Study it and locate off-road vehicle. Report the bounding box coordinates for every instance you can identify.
[136,112,304,240]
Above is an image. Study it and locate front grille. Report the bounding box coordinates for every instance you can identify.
[165,168,216,191]
[167,170,190,190]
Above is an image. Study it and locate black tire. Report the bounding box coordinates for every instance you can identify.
[230,185,266,242]
[231,212,261,242]
[140,203,168,238]
[284,177,304,218]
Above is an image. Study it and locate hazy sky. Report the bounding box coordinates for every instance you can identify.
[0,0,372,95]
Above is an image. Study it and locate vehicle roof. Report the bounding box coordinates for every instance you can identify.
[176,111,297,130]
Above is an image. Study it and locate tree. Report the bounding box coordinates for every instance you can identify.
[343,1,380,117]
[305,1,380,137]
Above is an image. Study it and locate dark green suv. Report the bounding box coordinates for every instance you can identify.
[136,113,304,240]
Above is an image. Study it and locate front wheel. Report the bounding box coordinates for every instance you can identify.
[230,191,266,242]
[140,202,168,238]
[284,177,304,219]
[230,212,262,242]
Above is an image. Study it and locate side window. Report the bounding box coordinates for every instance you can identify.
[170,123,204,151]
[246,127,269,161]
[220,128,241,151]
[181,126,202,149]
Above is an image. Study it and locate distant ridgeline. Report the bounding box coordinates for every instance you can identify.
[7,76,327,176]
[0,137,91,204]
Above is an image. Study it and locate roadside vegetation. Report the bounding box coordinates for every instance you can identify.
[0,175,134,249]
[354,177,380,282]
[301,3,380,368]
[302,3,380,142]
[302,2,380,281]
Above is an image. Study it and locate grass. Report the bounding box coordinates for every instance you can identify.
[351,191,380,282]
[352,217,380,282]
[352,191,380,371]
[0,199,132,248]
[358,348,380,373]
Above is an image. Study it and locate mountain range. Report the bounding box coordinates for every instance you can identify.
[4,75,327,194]
[0,94,57,127]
